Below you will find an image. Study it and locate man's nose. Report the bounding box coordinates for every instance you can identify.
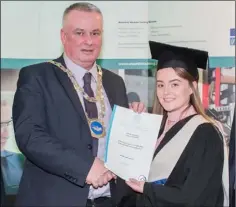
[84,33,93,45]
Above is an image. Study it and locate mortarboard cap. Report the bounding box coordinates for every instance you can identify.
[149,40,209,81]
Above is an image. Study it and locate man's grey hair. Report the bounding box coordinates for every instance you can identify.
[62,2,102,25]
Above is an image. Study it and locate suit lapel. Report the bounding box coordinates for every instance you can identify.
[102,69,114,109]
[52,55,88,125]
[51,58,115,127]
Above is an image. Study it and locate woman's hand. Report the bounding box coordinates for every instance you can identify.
[125,178,145,193]
[129,102,147,113]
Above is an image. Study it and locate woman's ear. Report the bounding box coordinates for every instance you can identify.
[192,81,198,90]
[190,81,197,95]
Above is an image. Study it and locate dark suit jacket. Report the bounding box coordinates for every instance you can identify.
[12,55,133,207]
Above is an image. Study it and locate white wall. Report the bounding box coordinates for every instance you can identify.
[1,1,235,59]
[1,1,148,59]
[148,1,235,56]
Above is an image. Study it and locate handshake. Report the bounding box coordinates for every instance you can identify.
[85,103,146,189]
[86,157,116,188]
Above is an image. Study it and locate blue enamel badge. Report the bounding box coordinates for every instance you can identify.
[90,121,104,136]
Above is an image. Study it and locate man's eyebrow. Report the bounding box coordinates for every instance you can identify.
[92,29,101,32]
[73,28,101,32]
[73,28,84,32]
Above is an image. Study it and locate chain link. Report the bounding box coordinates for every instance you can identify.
[48,60,106,119]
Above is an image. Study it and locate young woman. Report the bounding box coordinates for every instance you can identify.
[125,41,229,207]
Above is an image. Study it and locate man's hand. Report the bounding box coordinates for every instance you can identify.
[86,158,115,188]
[129,102,147,113]
[95,171,117,188]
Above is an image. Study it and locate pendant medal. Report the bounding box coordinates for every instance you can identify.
[89,119,106,138]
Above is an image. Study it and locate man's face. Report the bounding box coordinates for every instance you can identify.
[1,102,12,151]
[61,10,103,69]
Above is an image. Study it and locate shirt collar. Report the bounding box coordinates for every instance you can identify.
[63,53,98,82]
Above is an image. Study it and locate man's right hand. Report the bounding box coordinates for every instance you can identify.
[96,171,116,188]
[129,102,146,113]
[86,157,115,188]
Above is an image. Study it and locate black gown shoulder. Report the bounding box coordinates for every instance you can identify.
[138,115,225,207]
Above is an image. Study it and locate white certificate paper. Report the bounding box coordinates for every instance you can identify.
[104,105,163,181]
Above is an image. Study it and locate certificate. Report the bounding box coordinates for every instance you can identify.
[104,105,163,181]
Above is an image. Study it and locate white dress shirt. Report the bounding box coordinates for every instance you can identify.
[63,53,112,199]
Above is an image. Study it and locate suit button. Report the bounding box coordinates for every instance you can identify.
[87,144,93,150]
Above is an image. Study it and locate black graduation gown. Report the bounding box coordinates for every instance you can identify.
[136,115,224,207]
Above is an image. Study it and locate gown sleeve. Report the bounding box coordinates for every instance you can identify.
[143,123,224,206]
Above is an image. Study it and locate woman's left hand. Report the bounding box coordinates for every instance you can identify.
[129,102,147,113]
[125,179,145,193]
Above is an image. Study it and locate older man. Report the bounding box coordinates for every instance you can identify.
[13,2,140,207]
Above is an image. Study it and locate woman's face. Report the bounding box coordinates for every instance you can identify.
[156,68,193,113]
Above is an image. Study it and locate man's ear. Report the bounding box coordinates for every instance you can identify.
[60,29,66,45]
